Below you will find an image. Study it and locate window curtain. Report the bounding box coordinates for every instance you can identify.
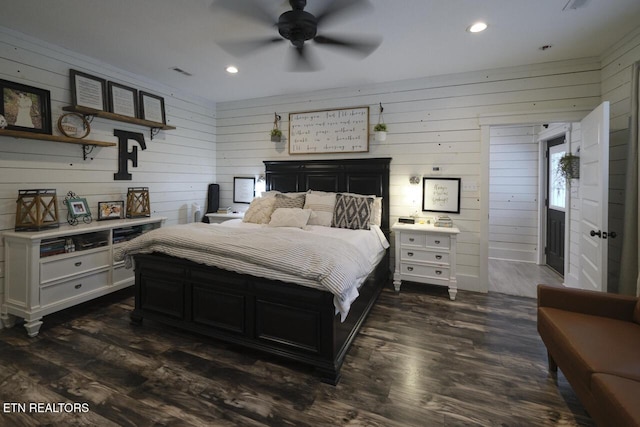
[619,61,640,296]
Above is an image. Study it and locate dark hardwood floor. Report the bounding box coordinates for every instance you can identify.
[0,282,595,426]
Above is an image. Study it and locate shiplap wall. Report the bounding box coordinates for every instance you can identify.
[0,28,216,304]
[600,26,640,293]
[216,58,603,292]
[489,125,539,262]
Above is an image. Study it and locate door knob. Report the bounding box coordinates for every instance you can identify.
[609,231,617,239]
[590,230,602,238]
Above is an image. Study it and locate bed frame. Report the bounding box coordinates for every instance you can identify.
[130,157,391,384]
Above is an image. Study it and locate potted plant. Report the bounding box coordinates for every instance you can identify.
[558,153,580,180]
[374,123,387,142]
[270,128,282,143]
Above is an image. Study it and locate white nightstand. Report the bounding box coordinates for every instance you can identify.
[391,222,460,300]
[205,212,244,224]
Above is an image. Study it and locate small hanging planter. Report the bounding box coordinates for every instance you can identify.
[374,102,387,142]
[558,153,580,180]
[270,113,282,142]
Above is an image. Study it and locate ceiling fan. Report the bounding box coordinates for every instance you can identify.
[214,0,382,71]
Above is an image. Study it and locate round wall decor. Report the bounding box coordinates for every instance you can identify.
[57,113,90,138]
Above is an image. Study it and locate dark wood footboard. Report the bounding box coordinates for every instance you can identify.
[131,252,389,384]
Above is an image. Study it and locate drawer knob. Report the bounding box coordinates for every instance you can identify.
[435,255,442,260]
[407,266,414,272]
[407,252,414,257]
[74,262,82,267]
[74,284,82,289]
[435,240,440,244]
[436,270,442,275]
[409,238,415,242]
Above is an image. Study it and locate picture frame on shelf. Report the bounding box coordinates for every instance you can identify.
[233,177,255,204]
[70,69,108,111]
[98,201,125,221]
[107,82,138,118]
[0,79,52,135]
[139,91,166,124]
[422,177,461,214]
[66,197,91,219]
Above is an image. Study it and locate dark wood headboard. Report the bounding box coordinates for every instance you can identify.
[264,158,391,234]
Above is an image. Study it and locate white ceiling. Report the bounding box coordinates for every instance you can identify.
[2,0,640,104]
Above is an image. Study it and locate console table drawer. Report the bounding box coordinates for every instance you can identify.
[40,271,108,306]
[401,248,450,265]
[40,249,110,283]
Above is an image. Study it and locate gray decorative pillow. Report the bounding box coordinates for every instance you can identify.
[274,193,306,209]
[331,193,373,230]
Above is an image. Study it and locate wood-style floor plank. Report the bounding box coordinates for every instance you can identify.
[0,282,595,426]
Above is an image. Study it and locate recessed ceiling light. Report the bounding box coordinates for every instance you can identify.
[468,22,488,33]
[226,65,238,74]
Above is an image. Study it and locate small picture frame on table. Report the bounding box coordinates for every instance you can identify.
[108,82,138,118]
[70,69,108,111]
[66,197,91,219]
[98,201,125,221]
[422,177,461,214]
[139,91,166,124]
[0,79,52,134]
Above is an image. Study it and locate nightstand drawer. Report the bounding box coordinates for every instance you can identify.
[400,232,426,246]
[40,249,110,284]
[401,249,450,265]
[40,271,108,306]
[400,263,449,282]
[426,235,450,249]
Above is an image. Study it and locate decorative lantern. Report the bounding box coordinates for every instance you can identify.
[126,187,150,218]
[15,189,59,231]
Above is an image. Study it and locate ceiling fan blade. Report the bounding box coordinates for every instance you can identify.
[289,45,320,72]
[314,0,373,26]
[313,34,381,57]
[212,0,276,27]
[218,37,284,57]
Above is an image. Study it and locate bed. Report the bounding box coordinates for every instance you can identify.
[124,157,391,384]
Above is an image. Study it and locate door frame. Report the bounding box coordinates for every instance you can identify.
[479,109,592,294]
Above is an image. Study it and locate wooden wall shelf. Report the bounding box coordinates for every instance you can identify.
[62,105,176,131]
[0,128,116,147]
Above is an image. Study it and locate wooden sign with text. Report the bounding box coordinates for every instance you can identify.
[289,107,369,154]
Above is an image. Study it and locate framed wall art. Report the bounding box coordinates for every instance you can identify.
[289,106,369,154]
[233,177,255,204]
[108,82,138,118]
[98,201,125,220]
[0,79,52,134]
[70,69,108,111]
[139,91,166,124]
[422,177,461,214]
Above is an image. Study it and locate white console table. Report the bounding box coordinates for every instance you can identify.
[2,217,165,336]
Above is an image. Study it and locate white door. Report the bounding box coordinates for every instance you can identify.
[579,102,610,292]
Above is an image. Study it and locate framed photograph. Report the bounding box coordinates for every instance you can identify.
[70,69,107,111]
[0,79,52,134]
[422,177,461,214]
[66,197,91,219]
[233,177,255,204]
[139,91,166,124]
[98,201,125,221]
[108,82,138,118]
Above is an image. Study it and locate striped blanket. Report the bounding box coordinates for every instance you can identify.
[113,223,376,319]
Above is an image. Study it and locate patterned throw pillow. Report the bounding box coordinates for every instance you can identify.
[243,197,276,224]
[331,193,374,230]
[273,193,306,209]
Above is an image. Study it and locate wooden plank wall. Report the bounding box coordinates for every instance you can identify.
[0,28,217,307]
[216,58,603,292]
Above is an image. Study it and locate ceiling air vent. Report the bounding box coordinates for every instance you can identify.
[563,0,589,11]
[170,67,193,76]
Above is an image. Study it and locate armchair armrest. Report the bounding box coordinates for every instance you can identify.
[537,284,637,322]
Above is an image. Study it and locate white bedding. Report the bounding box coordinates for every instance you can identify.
[114,220,389,320]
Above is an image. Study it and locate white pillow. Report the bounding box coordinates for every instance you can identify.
[243,197,276,224]
[304,192,337,226]
[268,208,312,228]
